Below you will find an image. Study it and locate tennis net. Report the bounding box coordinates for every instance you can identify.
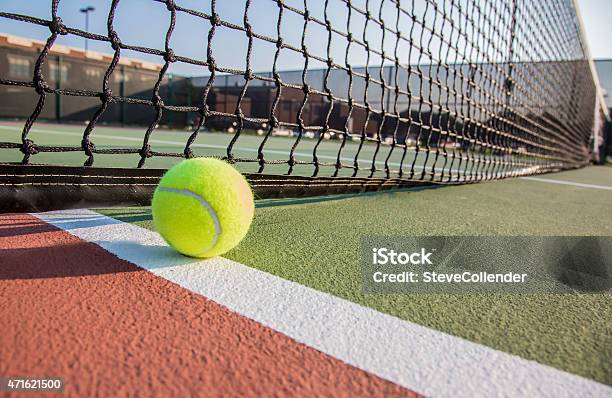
[0,0,608,209]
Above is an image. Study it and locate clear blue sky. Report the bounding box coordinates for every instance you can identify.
[577,0,612,60]
[1,0,611,77]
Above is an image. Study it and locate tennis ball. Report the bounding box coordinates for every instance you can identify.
[152,158,254,258]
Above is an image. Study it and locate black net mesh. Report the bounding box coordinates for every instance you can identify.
[0,0,603,186]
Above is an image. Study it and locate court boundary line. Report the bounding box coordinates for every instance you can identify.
[0,124,420,170]
[33,209,612,398]
[520,176,612,191]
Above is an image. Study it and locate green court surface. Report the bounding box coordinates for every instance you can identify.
[96,165,612,386]
[0,122,533,180]
[3,121,610,385]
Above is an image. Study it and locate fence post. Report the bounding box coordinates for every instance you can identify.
[55,55,62,122]
[120,65,125,125]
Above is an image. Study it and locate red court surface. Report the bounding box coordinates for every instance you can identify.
[0,214,418,397]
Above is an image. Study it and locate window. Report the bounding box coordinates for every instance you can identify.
[84,67,103,79]
[8,55,31,79]
[48,63,68,83]
[114,72,130,83]
[282,100,300,112]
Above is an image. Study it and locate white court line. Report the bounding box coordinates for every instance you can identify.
[520,176,612,191]
[34,209,611,398]
[1,124,544,179]
[0,124,540,179]
[2,125,606,188]
[0,124,424,171]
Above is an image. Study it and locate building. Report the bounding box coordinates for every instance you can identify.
[0,33,170,126]
[594,60,612,159]
[1,32,608,157]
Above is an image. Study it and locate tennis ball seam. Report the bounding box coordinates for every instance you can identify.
[157,186,222,255]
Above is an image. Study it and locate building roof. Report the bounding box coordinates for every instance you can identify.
[0,32,161,71]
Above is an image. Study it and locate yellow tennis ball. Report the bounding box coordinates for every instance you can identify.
[152,158,254,258]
